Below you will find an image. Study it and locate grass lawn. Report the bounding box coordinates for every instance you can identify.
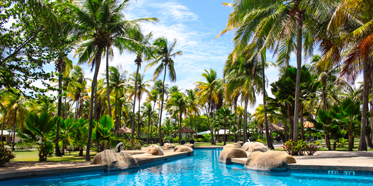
[312,138,373,151]
[11,150,97,162]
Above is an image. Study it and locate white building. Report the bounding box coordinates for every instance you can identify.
[0,130,21,145]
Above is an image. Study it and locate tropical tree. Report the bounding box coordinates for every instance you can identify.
[216,108,235,145]
[196,69,219,145]
[186,89,200,134]
[66,0,157,161]
[145,37,182,146]
[24,112,58,161]
[166,92,187,144]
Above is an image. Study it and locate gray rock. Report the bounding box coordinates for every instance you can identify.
[174,145,193,156]
[242,142,267,152]
[162,143,176,150]
[147,145,164,155]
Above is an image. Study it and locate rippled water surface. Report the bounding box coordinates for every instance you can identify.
[2,149,373,186]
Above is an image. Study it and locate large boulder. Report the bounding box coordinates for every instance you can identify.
[219,147,247,164]
[147,145,164,155]
[242,142,267,152]
[162,143,175,150]
[223,143,241,149]
[245,151,296,171]
[174,145,194,156]
[185,144,194,149]
[91,150,139,171]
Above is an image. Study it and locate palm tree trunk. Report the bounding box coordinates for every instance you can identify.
[288,107,293,141]
[131,64,140,143]
[158,65,167,146]
[293,11,303,142]
[106,47,112,117]
[234,96,238,142]
[325,130,331,150]
[358,60,369,151]
[147,112,150,145]
[322,86,327,111]
[243,95,249,142]
[12,108,17,151]
[1,111,6,143]
[86,46,103,162]
[300,103,304,140]
[64,95,67,119]
[55,60,62,156]
[348,129,354,151]
[137,98,141,139]
[238,115,242,141]
[179,112,182,144]
[75,99,79,119]
[224,121,227,145]
[262,60,274,149]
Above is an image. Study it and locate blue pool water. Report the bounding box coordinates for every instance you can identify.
[2,149,373,186]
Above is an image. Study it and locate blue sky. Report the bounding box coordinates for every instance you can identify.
[42,0,316,114]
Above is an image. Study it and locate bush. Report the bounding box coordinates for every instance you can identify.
[16,141,27,150]
[172,137,179,143]
[202,134,211,142]
[122,139,142,150]
[164,136,173,143]
[0,143,15,166]
[284,139,317,156]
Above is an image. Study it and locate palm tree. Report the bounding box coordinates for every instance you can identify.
[128,73,151,139]
[142,102,154,144]
[128,32,156,143]
[196,69,219,145]
[186,89,200,135]
[166,92,187,144]
[67,65,86,119]
[108,66,127,131]
[66,0,156,161]
[145,37,182,146]
[217,108,235,145]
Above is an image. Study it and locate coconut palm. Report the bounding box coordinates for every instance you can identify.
[186,89,200,133]
[128,73,151,138]
[166,92,187,144]
[216,108,235,145]
[66,0,158,161]
[196,69,220,145]
[145,37,182,146]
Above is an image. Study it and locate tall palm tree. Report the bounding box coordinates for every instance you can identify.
[67,65,85,119]
[108,66,127,131]
[145,37,182,146]
[186,89,200,134]
[196,69,219,145]
[166,92,187,144]
[128,32,156,142]
[66,0,156,161]
[128,73,151,139]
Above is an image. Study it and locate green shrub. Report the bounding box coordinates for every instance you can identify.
[284,139,314,155]
[16,141,26,150]
[0,143,15,166]
[172,137,179,143]
[122,139,142,150]
[202,134,211,142]
[164,136,173,143]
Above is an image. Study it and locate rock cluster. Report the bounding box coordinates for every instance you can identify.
[245,151,296,171]
[223,143,242,149]
[91,150,139,171]
[147,145,164,155]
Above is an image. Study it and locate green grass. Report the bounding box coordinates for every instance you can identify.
[11,150,97,162]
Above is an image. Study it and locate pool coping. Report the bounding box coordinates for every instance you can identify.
[0,151,190,181]
[230,157,373,174]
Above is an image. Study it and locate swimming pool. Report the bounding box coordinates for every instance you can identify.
[2,149,373,186]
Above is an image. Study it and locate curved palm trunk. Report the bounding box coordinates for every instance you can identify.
[243,95,249,142]
[1,111,6,143]
[158,65,167,146]
[106,47,112,118]
[293,11,303,142]
[55,60,62,157]
[131,64,140,143]
[262,61,274,150]
[358,60,369,151]
[86,46,103,162]
[12,108,17,151]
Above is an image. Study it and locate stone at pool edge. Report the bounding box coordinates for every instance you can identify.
[147,145,164,155]
[174,145,194,156]
[162,143,176,150]
[91,150,139,170]
[245,151,296,171]
[219,147,247,164]
[242,142,267,152]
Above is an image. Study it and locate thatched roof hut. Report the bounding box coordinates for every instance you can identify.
[175,126,196,133]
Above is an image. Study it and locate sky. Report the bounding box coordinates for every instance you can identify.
[41,0,324,114]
